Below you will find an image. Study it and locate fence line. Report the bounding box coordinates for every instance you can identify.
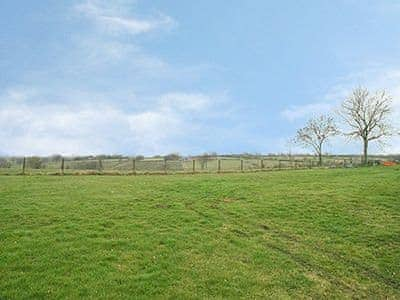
[0,156,370,176]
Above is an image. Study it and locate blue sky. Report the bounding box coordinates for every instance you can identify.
[1,0,399,156]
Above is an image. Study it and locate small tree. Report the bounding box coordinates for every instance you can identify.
[164,153,181,161]
[197,153,211,170]
[294,115,338,166]
[0,158,11,168]
[339,87,393,165]
[50,154,63,162]
[27,157,42,169]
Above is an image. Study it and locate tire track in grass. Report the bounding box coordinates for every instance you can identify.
[256,224,400,291]
[186,198,399,295]
[185,201,357,295]
[261,239,358,295]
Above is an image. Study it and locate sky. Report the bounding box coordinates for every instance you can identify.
[1,0,400,156]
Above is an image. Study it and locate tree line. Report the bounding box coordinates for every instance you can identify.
[293,87,395,166]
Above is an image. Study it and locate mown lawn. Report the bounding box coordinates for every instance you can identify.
[0,167,399,298]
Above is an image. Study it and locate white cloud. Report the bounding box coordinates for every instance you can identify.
[281,102,333,121]
[0,88,222,156]
[159,92,213,112]
[75,0,176,35]
[66,1,206,82]
[67,0,177,75]
[2,87,37,102]
[0,2,231,156]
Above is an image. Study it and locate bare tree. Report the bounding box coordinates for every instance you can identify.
[164,153,181,161]
[285,138,294,160]
[294,115,338,166]
[197,152,216,170]
[339,87,393,165]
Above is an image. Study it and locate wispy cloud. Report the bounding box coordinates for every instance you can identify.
[0,1,232,156]
[281,66,400,121]
[69,0,176,72]
[75,0,176,35]
[281,103,334,122]
[159,92,214,112]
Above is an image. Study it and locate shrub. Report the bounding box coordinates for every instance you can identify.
[0,158,11,168]
[27,157,42,169]
[164,153,181,161]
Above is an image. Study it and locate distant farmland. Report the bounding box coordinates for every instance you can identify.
[1,154,396,175]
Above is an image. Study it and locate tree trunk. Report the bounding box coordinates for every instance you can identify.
[318,144,323,167]
[363,139,368,165]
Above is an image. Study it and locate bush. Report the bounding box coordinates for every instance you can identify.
[0,158,11,168]
[27,157,42,169]
[50,154,63,162]
[164,153,181,161]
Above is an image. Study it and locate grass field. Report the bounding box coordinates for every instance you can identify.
[0,167,399,298]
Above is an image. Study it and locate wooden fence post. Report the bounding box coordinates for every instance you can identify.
[164,159,167,174]
[98,159,103,172]
[278,160,281,170]
[218,159,221,173]
[240,159,244,172]
[61,158,64,175]
[192,159,195,174]
[261,159,264,170]
[22,157,26,175]
[132,158,136,175]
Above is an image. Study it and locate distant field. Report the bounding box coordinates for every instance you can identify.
[0,167,399,298]
[0,155,365,175]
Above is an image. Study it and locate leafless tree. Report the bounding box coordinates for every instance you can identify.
[339,87,393,165]
[294,115,338,166]
[285,138,294,160]
[197,152,216,170]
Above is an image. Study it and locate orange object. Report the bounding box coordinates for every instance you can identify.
[383,161,397,166]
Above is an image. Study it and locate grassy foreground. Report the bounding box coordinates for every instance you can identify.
[0,168,399,298]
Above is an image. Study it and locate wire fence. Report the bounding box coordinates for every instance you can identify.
[0,156,370,175]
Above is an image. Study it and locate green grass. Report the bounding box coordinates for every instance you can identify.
[0,167,399,298]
